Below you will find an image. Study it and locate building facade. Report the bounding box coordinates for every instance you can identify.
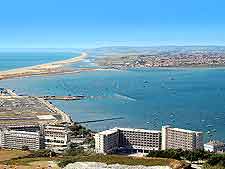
[118,128,161,152]
[44,125,71,152]
[204,140,225,153]
[94,128,161,154]
[161,125,203,151]
[0,129,41,150]
[95,128,119,154]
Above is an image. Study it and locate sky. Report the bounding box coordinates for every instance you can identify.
[1,0,225,48]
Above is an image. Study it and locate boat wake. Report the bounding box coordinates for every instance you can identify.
[114,93,136,101]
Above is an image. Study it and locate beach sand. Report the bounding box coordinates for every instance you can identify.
[0,52,87,80]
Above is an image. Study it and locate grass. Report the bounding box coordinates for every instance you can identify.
[1,158,60,169]
[0,149,30,162]
[0,151,188,169]
[2,157,51,165]
[203,164,225,169]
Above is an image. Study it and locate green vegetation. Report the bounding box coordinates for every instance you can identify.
[203,164,225,169]
[0,149,30,162]
[64,144,85,156]
[0,148,187,169]
[83,136,95,148]
[69,123,92,137]
[2,157,54,166]
[148,149,225,169]
[1,150,57,166]
[58,154,186,168]
[29,149,56,158]
[147,149,211,161]
[203,154,225,169]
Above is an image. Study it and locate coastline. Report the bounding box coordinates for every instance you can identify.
[0,52,88,80]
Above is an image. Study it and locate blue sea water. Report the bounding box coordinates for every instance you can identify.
[0,52,77,70]
[0,59,225,142]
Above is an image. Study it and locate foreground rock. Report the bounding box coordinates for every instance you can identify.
[64,162,171,169]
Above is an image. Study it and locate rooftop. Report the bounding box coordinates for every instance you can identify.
[205,140,225,147]
[117,127,161,134]
[163,126,202,134]
[97,128,118,136]
[96,127,161,136]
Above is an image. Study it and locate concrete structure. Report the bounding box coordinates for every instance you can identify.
[161,126,203,151]
[204,140,225,153]
[44,125,71,152]
[95,128,119,154]
[0,128,42,150]
[94,128,161,154]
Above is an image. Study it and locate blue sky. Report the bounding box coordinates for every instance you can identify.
[1,0,225,48]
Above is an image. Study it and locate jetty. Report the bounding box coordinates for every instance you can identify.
[76,117,124,124]
[38,95,86,101]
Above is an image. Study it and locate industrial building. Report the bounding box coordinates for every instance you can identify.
[161,125,203,151]
[94,127,162,154]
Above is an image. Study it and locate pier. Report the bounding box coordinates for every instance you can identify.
[38,95,86,101]
[75,117,124,124]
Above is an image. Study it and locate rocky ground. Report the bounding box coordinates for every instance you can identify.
[64,162,171,169]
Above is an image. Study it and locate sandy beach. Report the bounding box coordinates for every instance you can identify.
[0,52,88,80]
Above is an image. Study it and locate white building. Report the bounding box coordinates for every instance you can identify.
[95,128,119,154]
[44,125,71,152]
[0,128,42,150]
[94,127,161,154]
[162,125,203,151]
[204,140,225,153]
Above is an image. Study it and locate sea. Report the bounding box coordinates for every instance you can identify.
[0,52,225,142]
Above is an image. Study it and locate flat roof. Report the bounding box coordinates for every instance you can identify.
[97,127,161,136]
[117,127,161,134]
[167,127,202,134]
[97,128,118,135]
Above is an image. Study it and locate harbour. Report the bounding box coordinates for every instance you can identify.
[0,67,225,142]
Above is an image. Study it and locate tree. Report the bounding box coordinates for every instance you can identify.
[21,145,29,151]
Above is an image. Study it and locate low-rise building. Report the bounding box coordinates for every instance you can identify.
[161,125,203,151]
[44,125,71,152]
[94,127,161,154]
[204,140,225,153]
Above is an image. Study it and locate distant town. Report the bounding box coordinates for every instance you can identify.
[96,51,225,68]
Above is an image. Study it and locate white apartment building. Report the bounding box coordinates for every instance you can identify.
[94,127,161,154]
[118,128,161,151]
[44,125,71,152]
[204,140,225,153]
[95,128,119,154]
[0,129,41,150]
[162,125,203,151]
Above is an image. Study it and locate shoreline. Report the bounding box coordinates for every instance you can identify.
[0,52,88,80]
